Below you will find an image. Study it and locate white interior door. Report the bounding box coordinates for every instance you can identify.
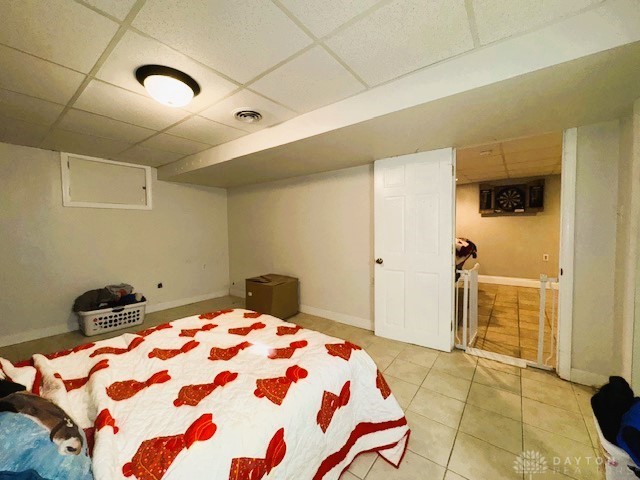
[374,149,455,352]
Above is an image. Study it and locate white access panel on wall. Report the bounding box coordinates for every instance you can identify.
[61,152,152,210]
[374,149,455,352]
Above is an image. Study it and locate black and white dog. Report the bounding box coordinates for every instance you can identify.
[455,237,478,281]
[0,379,83,455]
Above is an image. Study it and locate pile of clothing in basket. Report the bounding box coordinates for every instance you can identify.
[592,376,640,477]
[72,283,145,313]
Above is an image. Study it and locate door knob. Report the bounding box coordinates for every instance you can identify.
[375,258,384,265]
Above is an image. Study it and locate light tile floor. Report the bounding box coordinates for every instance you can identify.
[468,283,558,364]
[1,296,603,480]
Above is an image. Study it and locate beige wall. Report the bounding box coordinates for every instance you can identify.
[227,165,373,327]
[572,120,620,381]
[456,176,561,279]
[0,142,229,346]
[629,99,640,391]
[616,112,639,384]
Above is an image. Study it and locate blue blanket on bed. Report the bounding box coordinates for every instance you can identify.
[0,413,92,480]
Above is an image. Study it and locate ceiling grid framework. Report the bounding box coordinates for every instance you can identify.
[0,0,612,168]
[456,132,563,185]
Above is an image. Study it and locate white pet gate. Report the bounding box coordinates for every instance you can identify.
[454,263,479,350]
[455,267,558,371]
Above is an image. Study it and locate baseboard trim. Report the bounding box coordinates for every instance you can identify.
[300,304,373,331]
[0,324,72,348]
[224,287,371,330]
[0,289,231,348]
[145,289,230,313]
[570,368,609,387]
[478,275,559,289]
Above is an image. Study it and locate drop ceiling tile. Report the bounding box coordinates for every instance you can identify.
[0,89,64,126]
[457,143,500,160]
[279,0,381,38]
[81,0,137,20]
[140,133,211,156]
[325,0,474,86]
[0,0,118,73]
[132,0,313,83]
[504,147,561,164]
[505,156,560,170]
[501,132,563,153]
[0,45,85,104]
[472,0,601,45]
[58,109,156,144]
[41,129,132,159]
[115,145,184,167]
[508,166,557,176]
[466,172,510,182]
[456,153,504,170]
[96,30,237,114]
[251,46,364,112]
[0,115,50,148]
[508,166,555,175]
[200,89,296,132]
[166,116,247,146]
[74,80,189,130]
[458,165,507,176]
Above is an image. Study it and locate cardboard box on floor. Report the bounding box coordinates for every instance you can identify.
[245,274,299,319]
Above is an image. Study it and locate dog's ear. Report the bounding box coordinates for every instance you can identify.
[0,379,26,398]
[0,400,18,413]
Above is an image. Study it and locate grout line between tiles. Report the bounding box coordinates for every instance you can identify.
[443,358,476,472]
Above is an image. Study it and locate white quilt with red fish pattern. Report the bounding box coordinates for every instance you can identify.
[0,309,409,480]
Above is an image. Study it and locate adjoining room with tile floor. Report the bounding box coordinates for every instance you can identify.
[1,296,602,480]
[471,283,558,365]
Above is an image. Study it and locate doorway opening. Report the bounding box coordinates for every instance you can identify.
[454,132,563,370]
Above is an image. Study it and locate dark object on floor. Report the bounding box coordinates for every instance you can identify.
[0,379,26,398]
[592,376,636,445]
[618,402,640,475]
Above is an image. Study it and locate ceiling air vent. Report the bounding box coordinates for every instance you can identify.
[233,109,262,124]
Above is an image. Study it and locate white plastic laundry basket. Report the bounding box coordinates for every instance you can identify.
[593,413,639,480]
[77,302,146,336]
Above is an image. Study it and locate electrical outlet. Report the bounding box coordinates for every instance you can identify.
[542,254,549,262]
[157,282,163,288]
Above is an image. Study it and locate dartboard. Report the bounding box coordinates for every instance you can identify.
[496,186,525,211]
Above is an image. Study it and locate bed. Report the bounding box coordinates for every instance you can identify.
[0,309,409,480]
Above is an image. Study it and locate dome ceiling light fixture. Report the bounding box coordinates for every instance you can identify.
[135,65,200,108]
[233,109,263,124]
